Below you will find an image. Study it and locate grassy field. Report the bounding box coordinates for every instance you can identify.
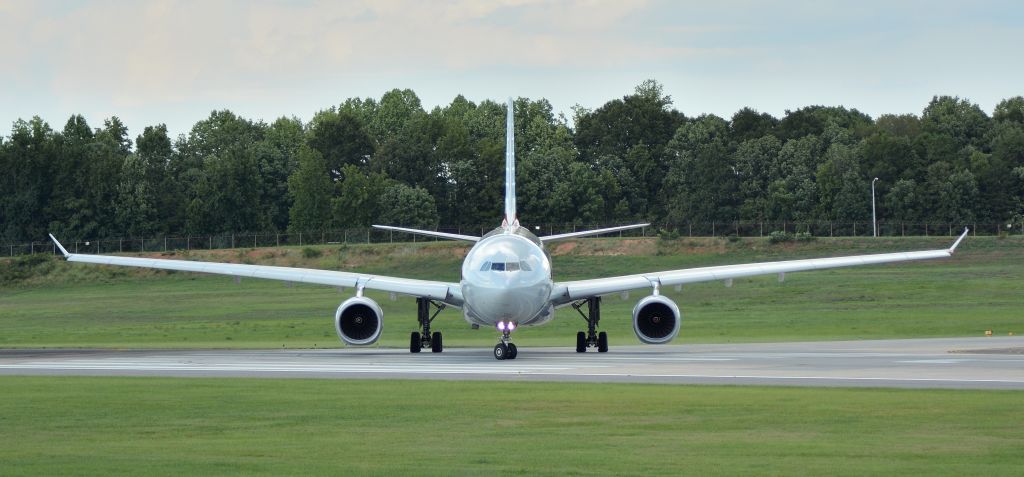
[0,376,1021,476]
[1,235,1021,349]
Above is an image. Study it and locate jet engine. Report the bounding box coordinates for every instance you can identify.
[632,295,682,344]
[335,296,383,346]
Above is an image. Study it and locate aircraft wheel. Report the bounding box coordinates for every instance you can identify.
[507,343,518,359]
[597,331,608,353]
[410,332,421,353]
[431,332,443,353]
[493,343,509,360]
[576,331,586,352]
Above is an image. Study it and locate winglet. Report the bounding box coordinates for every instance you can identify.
[48,234,71,258]
[948,228,969,254]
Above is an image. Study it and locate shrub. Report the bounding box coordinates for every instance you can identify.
[301,247,323,259]
[794,232,816,242]
[767,231,792,244]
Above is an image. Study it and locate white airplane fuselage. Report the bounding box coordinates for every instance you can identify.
[460,226,555,328]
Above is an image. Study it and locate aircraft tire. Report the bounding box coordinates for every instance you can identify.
[598,331,608,353]
[493,343,508,360]
[410,332,421,353]
[507,343,518,359]
[431,332,443,353]
[576,331,586,352]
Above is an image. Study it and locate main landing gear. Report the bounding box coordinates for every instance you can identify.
[573,297,608,353]
[410,297,446,353]
[493,321,518,360]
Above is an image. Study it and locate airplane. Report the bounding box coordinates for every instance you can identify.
[48,98,970,360]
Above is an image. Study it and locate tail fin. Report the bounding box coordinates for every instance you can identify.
[504,97,517,228]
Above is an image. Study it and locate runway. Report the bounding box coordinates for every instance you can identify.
[2,337,1023,389]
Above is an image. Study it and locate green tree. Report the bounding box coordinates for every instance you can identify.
[733,135,783,220]
[307,108,374,178]
[114,154,157,236]
[661,115,737,224]
[331,164,391,227]
[816,143,868,221]
[921,96,990,149]
[924,162,978,223]
[287,146,333,232]
[884,179,922,221]
[377,183,439,228]
[0,117,56,241]
[730,108,779,143]
[993,97,1024,124]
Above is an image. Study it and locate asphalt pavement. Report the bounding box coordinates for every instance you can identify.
[1,336,1022,389]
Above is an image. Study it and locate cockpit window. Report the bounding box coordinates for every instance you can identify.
[483,260,533,272]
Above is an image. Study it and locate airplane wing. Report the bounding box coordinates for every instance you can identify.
[48,235,463,305]
[549,229,969,306]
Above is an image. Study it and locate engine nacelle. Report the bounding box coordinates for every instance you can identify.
[334,296,383,346]
[632,295,682,344]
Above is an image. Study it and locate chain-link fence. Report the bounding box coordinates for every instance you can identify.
[5,221,1021,257]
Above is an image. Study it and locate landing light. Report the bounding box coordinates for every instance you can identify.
[497,321,506,331]
[508,322,516,331]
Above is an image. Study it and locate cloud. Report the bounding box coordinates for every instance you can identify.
[1,0,1021,136]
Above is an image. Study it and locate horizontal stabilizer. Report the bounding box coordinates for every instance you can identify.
[540,224,650,243]
[372,225,480,242]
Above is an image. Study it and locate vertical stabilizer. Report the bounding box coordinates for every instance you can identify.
[504,97,517,228]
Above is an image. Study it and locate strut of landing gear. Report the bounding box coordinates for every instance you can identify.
[493,321,518,360]
[410,297,446,353]
[572,297,608,353]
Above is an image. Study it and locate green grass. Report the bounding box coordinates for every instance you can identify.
[1,236,1022,348]
[0,376,1021,476]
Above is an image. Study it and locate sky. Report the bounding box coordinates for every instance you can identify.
[1,0,1022,140]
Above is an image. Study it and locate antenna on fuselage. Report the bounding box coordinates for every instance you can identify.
[503,97,518,229]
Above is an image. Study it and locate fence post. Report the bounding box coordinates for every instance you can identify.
[164,237,167,252]
[299,233,303,246]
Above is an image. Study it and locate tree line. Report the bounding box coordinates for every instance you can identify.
[2,80,1023,243]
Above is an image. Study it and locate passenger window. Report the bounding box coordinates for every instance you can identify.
[506,262,520,272]
[479,261,491,272]
[519,261,532,271]
[491,262,505,271]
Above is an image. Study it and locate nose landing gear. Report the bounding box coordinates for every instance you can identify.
[493,321,518,360]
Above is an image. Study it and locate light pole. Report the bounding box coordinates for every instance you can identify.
[871,177,879,237]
